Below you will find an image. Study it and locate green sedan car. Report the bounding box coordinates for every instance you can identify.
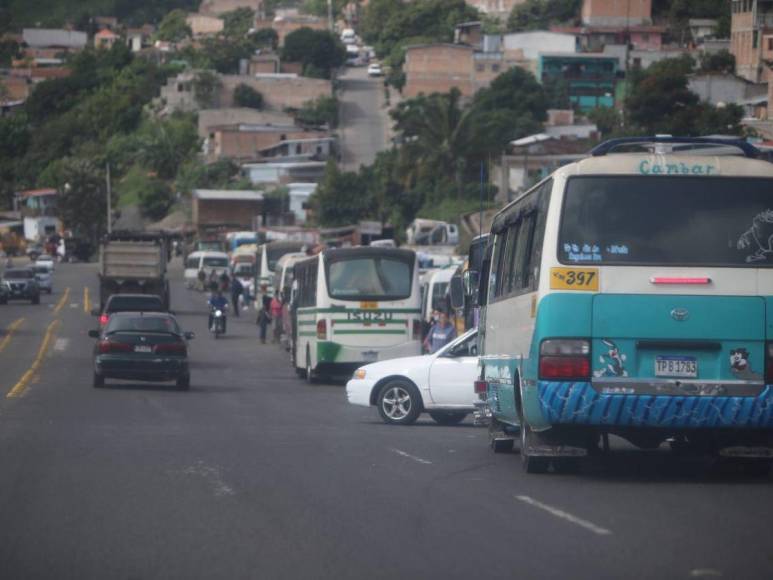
[89,312,194,390]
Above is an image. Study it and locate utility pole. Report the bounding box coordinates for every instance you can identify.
[106,163,112,235]
[327,0,334,32]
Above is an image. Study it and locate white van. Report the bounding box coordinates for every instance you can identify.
[183,251,230,289]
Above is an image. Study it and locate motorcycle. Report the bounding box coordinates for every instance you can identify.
[210,307,226,338]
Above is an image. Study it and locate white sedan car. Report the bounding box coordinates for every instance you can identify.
[347,329,478,425]
[367,63,383,77]
[36,254,56,271]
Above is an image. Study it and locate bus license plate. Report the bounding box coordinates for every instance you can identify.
[362,351,378,363]
[655,356,697,378]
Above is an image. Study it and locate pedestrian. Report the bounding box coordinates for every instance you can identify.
[197,268,206,291]
[208,270,218,292]
[257,293,272,344]
[423,311,457,354]
[231,276,243,318]
[219,271,230,293]
[270,295,283,343]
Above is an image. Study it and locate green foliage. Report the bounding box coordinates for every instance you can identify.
[233,84,264,109]
[157,9,192,42]
[115,164,176,220]
[4,0,199,28]
[699,50,735,74]
[587,107,623,137]
[38,157,110,240]
[249,28,279,50]
[293,95,339,128]
[193,70,221,108]
[221,8,255,39]
[281,28,346,79]
[417,197,495,225]
[175,159,243,196]
[507,0,581,32]
[313,160,374,226]
[302,0,348,18]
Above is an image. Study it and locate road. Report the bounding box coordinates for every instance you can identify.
[0,260,772,580]
[338,66,389,171]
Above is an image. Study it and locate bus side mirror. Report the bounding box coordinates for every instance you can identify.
[449,277,464,310]
[463,270,479,297]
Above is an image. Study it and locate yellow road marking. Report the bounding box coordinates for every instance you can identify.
[0,318,24,353]
[53,287,70,315]
[83,286,91,314]
[6,319,60,399]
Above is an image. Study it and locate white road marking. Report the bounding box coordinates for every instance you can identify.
[390,448,432,465]
[69,303,78,308]
[690,570,723,578]
[53,338,69,352]
[180,461,235,498]
[515,495,612,536]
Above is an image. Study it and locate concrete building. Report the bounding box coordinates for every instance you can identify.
[581,0,652,27]
[242,161,326,185]
[689,73,768,107]
[257,136,336,162]
[192,189,264,232]
[94,29,120,50]
[287,183,317,224]
[126,26,155,52]
[198,108,295,139]
[538,53,618,110]
[200,0,264,17]
[245,53,281,75]
[731,0,773,83]
[689,19,720,43]
[207,123,327,162]
[187,14,225,37]
[553,24,664,52]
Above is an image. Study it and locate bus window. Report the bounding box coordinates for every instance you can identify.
[326,257,411,300]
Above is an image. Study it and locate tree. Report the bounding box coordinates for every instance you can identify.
[233,84,264,109]
[193,70,221,108]
[507,0,581,32]
[221,8,254,39]
[157,9,192,42]
[626,67,701,134]
[281,28,346,79]
[313,160,373,226]
[293,95,339,128]
[699,50,735,74]
[249,28,278,50]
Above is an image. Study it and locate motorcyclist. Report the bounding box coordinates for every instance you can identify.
[208,289,229,333]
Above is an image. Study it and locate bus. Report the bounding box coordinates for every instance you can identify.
[476,136,773,473]
[292,247,422,381]
[419,267,456,337]
[273,252,308,349]
[254,241,306,299]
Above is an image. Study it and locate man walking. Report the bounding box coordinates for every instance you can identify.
[231,276,243,318]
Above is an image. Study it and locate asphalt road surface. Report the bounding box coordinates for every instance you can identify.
[0,260,772,580]
[338,66,388,171]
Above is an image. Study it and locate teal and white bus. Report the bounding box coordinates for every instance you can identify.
[254,241,306,299]
[293,247,422,380]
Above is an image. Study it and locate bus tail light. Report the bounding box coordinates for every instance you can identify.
[316,320,327,340]
[474,379,487,395]
[539,339,591,381]
[412,319,422,340]
[766,343,773,384]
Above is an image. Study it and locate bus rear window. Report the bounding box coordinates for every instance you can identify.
[203,257,228,268]
[559,176,773,267]
[327,257,412,300]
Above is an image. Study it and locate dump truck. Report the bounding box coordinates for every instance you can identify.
[98,231,170,312]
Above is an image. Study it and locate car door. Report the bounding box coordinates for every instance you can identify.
[427,332,478,407]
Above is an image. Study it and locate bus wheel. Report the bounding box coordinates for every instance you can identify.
[377,380,421,425]
[305,348,316,384]
[429,411,467,426]
[520,421,550,474]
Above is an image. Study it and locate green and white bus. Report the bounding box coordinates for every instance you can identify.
[293,247,422,380]
[254,241,306,299]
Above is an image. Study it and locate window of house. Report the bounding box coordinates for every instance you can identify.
[492,63,500,72]
[768,38,773,51]
[476,63,485,72]
[754,30,759,49]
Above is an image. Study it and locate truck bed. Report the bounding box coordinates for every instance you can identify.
[101,241,165,279]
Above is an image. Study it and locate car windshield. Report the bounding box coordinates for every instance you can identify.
[4,269,33,279]
[203,257,228,267]
[33,266,49,275]
[326,256,412,300]
[106,316,180,334]
[185,256,200,269]
[107,296,164,312]
[234,264,254,276]
[559,176,773,267]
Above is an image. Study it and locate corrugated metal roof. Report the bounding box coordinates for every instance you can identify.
[193,189,264,201]
[23,29,87,49]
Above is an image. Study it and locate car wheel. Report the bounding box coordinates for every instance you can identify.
[93,373,105,388]
[176,374,190,391]
[377,380,422,425]
[520,420,550,474]
[429,411,467,426]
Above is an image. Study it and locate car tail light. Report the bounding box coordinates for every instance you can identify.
[317,319,327,340]
[539,339,591,381]
[99,314,109,326]
[412,319,422,340]
[766,343,773,384]
[98,340,132,354]
[474,379,487,395]
[155,342,187,355]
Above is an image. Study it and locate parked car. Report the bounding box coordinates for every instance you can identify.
[26,244,43,261]
[347,329,479,425]
[88,312,194,389]
[32,264,53,294]
[0,268,40,304]
[93,293,167,329]
[36,254,56,271]
[367,63,383,77]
